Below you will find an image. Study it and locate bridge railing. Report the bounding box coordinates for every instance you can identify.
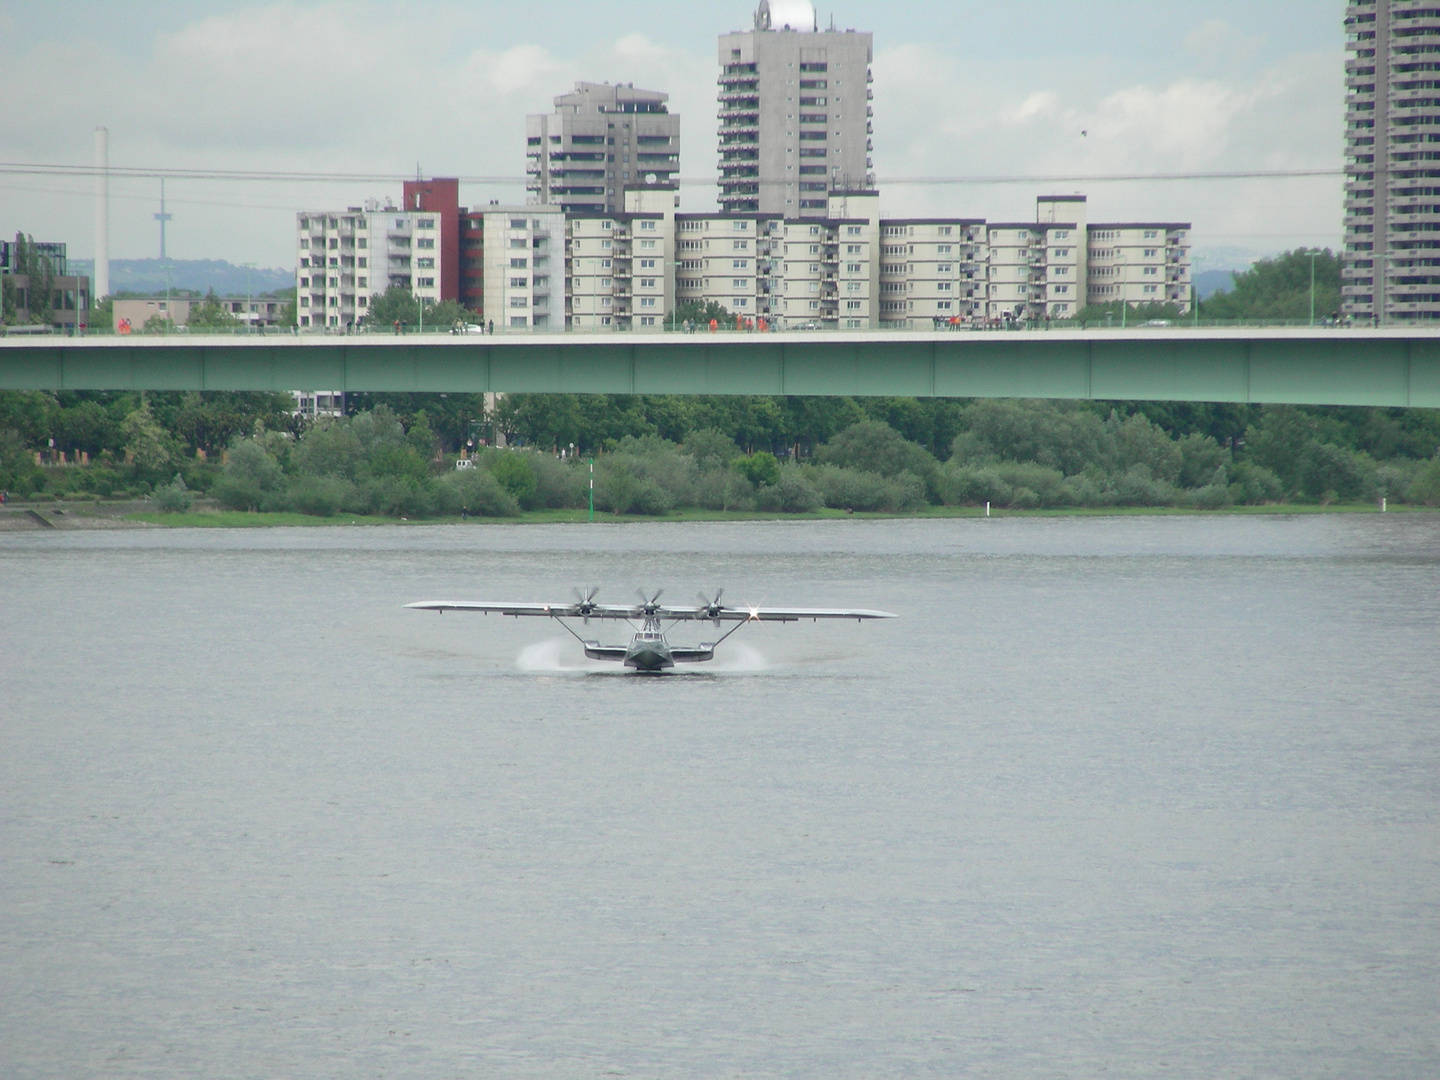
[0,317,1381,339]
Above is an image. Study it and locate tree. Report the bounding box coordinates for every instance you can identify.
[365,286,419,328]
[121,399,177,472]
[186,289,242,329]
[9,234,55,324]
[1072,300,1187,325]
[1202,248,1342,321]
[672,300,732,328]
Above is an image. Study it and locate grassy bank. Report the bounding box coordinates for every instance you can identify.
[122,502,1431,528]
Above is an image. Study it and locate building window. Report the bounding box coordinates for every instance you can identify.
[640,316,656,326]
[510,316,527,327]
[417,277,435,287]
[510,258,528,269]
[640,297,657,308]
[510,277,528,288]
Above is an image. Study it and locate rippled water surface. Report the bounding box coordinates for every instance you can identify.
[3,515,1439,1078]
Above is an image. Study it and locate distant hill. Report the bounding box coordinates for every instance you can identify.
[69,259,293,297]
[1195,269,1239,300]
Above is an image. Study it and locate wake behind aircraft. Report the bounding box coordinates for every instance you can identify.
[406,588,896,672]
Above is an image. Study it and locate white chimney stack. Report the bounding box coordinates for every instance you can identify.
[94,127,109,303]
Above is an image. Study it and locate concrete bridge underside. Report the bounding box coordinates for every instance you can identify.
[2,330,1439,408]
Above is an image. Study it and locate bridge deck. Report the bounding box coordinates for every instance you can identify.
[2,329,1438,408]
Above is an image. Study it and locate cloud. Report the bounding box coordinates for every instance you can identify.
[870,40,1342,261]
[1184,19,1262,64]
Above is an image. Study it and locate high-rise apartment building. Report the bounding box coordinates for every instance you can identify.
[527,82,681,216]
[1343,1,1440,322]
[718,0,874,217]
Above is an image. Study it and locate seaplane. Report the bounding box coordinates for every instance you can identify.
[405,588,897,672]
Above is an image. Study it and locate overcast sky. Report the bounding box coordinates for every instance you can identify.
[0,0,1344,272]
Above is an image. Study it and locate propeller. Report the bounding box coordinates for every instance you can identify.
[634,588,664,615]
[696,589,725,626]
[572,585,600,624]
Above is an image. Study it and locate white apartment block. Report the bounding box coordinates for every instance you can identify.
[878,219,987,327]
[482,205,565,331]
[675,214,782,324]
[296,202,443,330]
[1086,224,1192,313]
[564,186,677,331]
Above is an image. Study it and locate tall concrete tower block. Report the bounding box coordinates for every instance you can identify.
[93,127,109,302]
[718,0,874,217]
[1343,1,1440,322]
[527,82,681,216]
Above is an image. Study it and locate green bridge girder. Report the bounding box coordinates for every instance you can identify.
[2,330,1439,408]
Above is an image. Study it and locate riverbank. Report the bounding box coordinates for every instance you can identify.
[1,498,1429,530]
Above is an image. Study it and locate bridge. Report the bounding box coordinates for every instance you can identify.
[2,329,1438,408]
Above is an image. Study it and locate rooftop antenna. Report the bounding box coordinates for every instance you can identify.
[829,12,836,30]
[153,178,172,260]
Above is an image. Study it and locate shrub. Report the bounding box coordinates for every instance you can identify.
[682,428,739,471]
[817,420,940,498]
[437,468,520,517]
[1407,457,1440,506]
[1300,442,1374,503]
[489,452,540,507]
[225,438,286,491]
[695,470,755,511]
[808,465,926,512]
[529,453,586,508]
[1178,433,1229,488]
[1108,413,1183,485]
[754,467,822,513]
[734,451,780,488]
[1112,464,1180,507]
[1229,461,1286,505]
[938,465,1013,507]
[367,443,430,483]
[290,419,364,479]
[990,462,1070,506]
[152,473,193,513]
[596,460,674,515]
[1188,483,1235,510]
[952,399,1108,476]
[211,475,263,511]
[285,476,352,517]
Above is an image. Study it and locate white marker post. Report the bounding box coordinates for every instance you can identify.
[985,501,990,518]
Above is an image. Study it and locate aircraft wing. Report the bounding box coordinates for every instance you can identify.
[658,605,897,623]
[405,601,645,619]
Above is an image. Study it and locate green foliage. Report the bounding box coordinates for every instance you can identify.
[816,420,939,492]
[673,300,732,327]
[809,465,927,512]
[681,428,739,471]
[121,400,178,473]
[366,286,419,328]
[1202,249,1341,321]
[594,436,697,515]
[186,289,242,329]
[1407,458,1440,506]
[1073,301,1188,324]
[7,234,55,324]
[733,451,780,488]
[952,400,1109,475]
[437,468,520,517]
[153,473,194,512]
[489,452,539,507]
[755,466,822,513]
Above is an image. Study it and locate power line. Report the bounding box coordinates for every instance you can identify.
[0,161,1344,188]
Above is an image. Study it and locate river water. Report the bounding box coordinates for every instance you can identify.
[2,515,1438,1078]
